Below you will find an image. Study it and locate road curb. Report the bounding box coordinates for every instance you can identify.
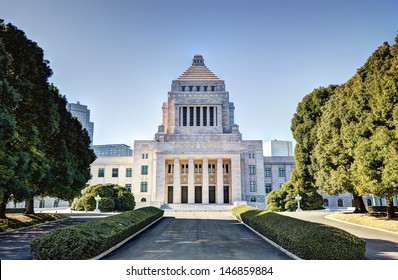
[90,216,164,260]
[325,215,398,235]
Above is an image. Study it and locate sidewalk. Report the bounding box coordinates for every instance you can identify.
[0,209,115,260]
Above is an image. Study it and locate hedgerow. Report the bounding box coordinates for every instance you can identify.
[30,207,163,259]
[232,205,366,260]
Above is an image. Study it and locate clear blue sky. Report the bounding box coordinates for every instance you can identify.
[1,0,397,147]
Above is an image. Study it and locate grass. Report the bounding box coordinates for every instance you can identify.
[328,212,398,233]
[0,213,66,232]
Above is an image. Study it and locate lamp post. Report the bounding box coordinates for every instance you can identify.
[94,195,101,213]
[295,194,303,212]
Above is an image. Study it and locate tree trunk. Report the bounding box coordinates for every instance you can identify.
[386,197,396,219]
[0,202,7,219]
[353,193,368,213]
[24,198,35,214]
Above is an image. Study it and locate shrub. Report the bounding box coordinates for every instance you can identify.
[99,197,115,212]
[71,184,135,212]
[30,206,164,260]
[232,205,366,260]
[366,206,398,213]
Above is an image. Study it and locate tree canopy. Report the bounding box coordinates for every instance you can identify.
[0,20,96,218]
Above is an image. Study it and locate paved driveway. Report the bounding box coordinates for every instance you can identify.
[102,212,292,260]
[278,211,398,260]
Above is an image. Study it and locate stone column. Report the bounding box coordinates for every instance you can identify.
[155,157,166,204]
[202,158,209,204]
[173,158,181,203]
[231,156,242,203]
[216,158,223,204]
[188,157,195,203]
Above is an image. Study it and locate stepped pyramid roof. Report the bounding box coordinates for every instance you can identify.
[177,54,221,81]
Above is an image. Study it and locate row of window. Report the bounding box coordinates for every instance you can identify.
[98,168,132,178]
[167,164,229,174]
[180,85,216,92]
[179,106,217,127]
[250,166,286,177]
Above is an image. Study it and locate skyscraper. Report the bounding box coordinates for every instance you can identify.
[66,101,94,144]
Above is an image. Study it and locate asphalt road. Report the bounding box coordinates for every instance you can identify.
[101,212,292,260]
[278,211,398,260]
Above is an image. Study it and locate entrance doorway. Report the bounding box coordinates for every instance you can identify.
[195,186,202,203]
[223,186,230,203]
[181,186,188,203]
[209,186,216,203]
[167,186,173,203]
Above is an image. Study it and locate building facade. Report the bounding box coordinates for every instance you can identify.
[66,101,94,144]
[93,144,133,157]
[131,55,291,207]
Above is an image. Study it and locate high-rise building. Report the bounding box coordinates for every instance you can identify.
[66,101,94,144]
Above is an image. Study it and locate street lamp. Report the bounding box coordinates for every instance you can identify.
[295,194,303,212]
[94,195,101,213]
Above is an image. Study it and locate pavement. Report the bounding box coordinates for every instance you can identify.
[278,211,398,260]
[101,211,292,260]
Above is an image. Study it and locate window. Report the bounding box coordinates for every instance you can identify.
[189,86,193,91]
[278,167,285,177]
[125,184,132,192]
[249,165,256,175]
[323,199,329,207]
[181,86,186,91]
[140,182,148,192]
[112,168,119,177]
[195,164,202,173]
[98,168,105,177]
[367,199,372,206]
[183,107,187,126]
[141,153,148,159]
[196,107,201,126]
[126,168,132,177]
[249,152,255,159]
[211,86,215,91]
[141,198,147,202]
[223,164,229,173]
[337,198,344,207]
[181,164,188,174]
[141,165,148,175]
[264,168,271,177]
[168,164,174,174]
[203,86,208,91]
[189,107,194,126]
[250,197,256,202]
[209,107,214,126]
[208,164,215,173]
[265,183,272,193]
[249,181,257,192]
[196,86,200,91]
[203,106,207,126]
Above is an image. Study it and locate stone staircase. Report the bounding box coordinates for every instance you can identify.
[161,203,234,212]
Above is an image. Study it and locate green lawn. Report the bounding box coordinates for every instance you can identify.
[328,212,398,232]
[0,213,66,232]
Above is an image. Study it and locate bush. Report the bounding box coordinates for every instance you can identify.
[30,206,164,260]
[99,197,115,212]
[71,184,135,212]
[232,205,366,260]
[366,206,398,213]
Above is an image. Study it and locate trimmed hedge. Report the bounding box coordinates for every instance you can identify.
[232,205,366,260]
[366,206,398,213]
[30,206,164,260]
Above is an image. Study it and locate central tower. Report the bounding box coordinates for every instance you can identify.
[155,54,241,142]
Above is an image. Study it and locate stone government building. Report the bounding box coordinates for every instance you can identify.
[130,54,294,208]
